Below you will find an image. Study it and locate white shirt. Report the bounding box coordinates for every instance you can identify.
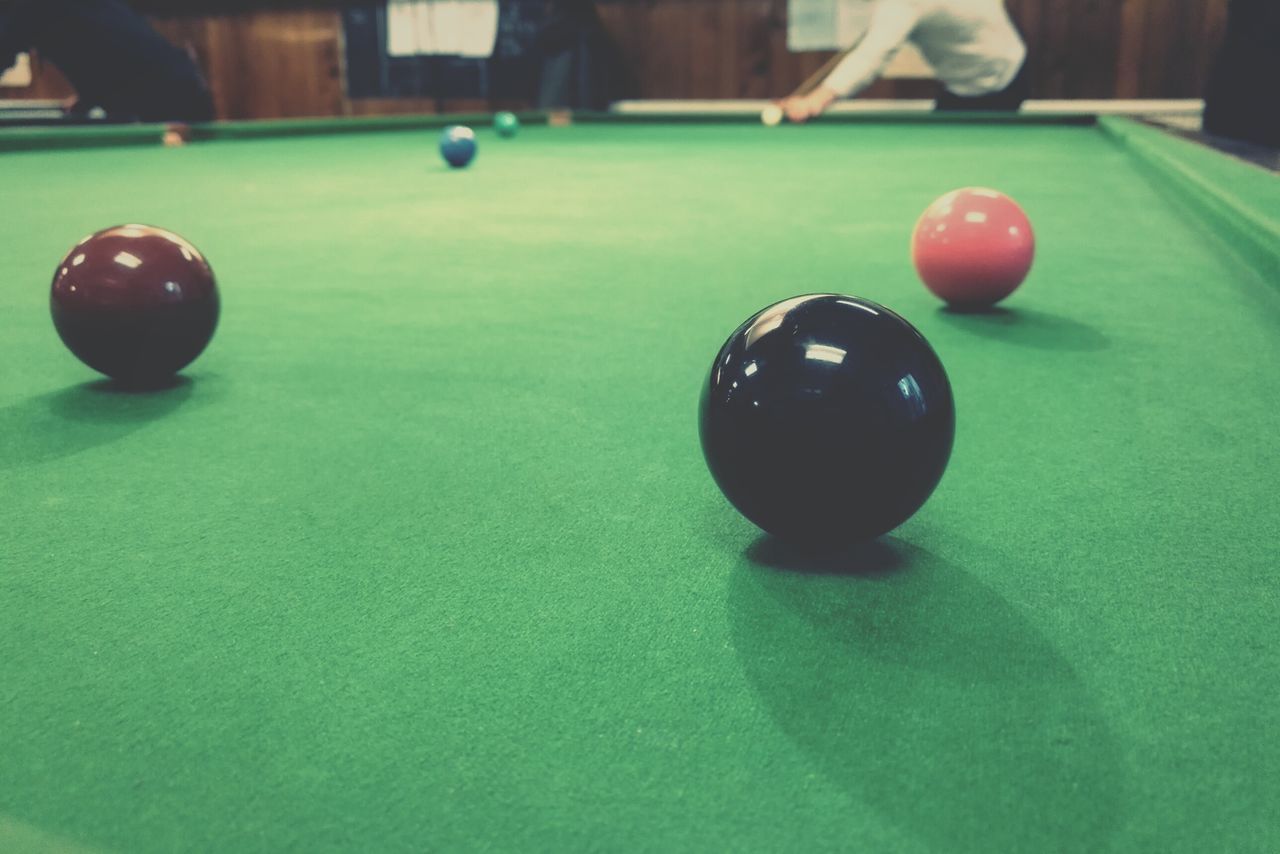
[823,0,1026,97]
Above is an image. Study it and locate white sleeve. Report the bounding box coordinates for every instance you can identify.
[820,1,922,97]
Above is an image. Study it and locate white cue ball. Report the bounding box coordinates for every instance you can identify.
[761,105,784,127]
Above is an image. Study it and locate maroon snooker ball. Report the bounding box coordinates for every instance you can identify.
[50,225,219,385]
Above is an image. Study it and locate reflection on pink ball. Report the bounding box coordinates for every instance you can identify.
[911,188,1035,308]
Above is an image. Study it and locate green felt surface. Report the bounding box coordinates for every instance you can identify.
[1099,117,1280,283]
[2,120,1278,853]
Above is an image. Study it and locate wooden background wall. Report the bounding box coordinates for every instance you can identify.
[1,0,1229,120]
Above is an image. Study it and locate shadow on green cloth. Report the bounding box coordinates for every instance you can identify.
[0,375,202,470]
[728,534,1123,851]
[937,305,1109,352]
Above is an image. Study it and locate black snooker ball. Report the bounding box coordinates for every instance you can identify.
[699,294,954,546]
[50,225,220,385]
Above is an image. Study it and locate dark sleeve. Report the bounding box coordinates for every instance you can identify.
[0,1,93,92]
[9,0,211,120]
[0,3,35,72]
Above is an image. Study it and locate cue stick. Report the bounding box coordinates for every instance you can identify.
[790,45,857,99]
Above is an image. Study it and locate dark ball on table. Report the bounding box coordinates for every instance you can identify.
[439,125,477,168]
[50,225,219,386]
[700,294,954,547]
[494,111,520,138]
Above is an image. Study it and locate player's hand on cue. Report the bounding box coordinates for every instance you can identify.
[783,86,838,124]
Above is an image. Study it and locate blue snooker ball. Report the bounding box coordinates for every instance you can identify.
[439,125,477,169]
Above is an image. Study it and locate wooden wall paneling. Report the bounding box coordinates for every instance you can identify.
[734,0,775,99]
[873,78,939,99]
[150,17,214,110]
[1192,0,1230,95]
[592,2,626,89]
[153,9,343,120]
[1162,0,1198,95]
[651,0,691,97]
[150,16,210,66]
[1136,0,1172,97]
[614,0,668,97]
[1182,1,1218,96]
[756,0,785,96]
[346,96,438,116]
[713,0,738,98]
[436,98,492,114]
[1188,1,1217,95]
[1070,0,1123,97]
[153,14,245,119]
[1168,0,1227,97]
[1138,0,1228,98]
[596,2,650,97]
[1035,0,1068,97]
[595,0,1221,102]
[202,16,246,118]
[1003,0,1043,94]
[237,11,343,119]
[1114,0,1148,98]
[620,0,660,99]
[640,0,673,97]
[344,97,498,116]
[686,0,721,98]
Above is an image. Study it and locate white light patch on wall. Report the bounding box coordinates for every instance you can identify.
[386,0,499,58]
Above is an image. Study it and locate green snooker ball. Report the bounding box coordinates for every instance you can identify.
[494,111,520,138]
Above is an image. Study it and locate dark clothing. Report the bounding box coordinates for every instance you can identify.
[1203,0,1280,147]
[535,0,632,110]
[935,57,1030,112]
[0,0,213,123]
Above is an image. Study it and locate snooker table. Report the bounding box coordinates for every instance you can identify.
[2,111,1278,853]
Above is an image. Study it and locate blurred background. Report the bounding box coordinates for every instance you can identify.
[0,0,1234,121]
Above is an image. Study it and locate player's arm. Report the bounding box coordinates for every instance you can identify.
[784,0,922,123]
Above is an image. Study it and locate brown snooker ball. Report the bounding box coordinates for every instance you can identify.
[50,225,219,385]
[163,123,193,146]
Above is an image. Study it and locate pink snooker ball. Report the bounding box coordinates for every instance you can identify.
[911,187,1035,308]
